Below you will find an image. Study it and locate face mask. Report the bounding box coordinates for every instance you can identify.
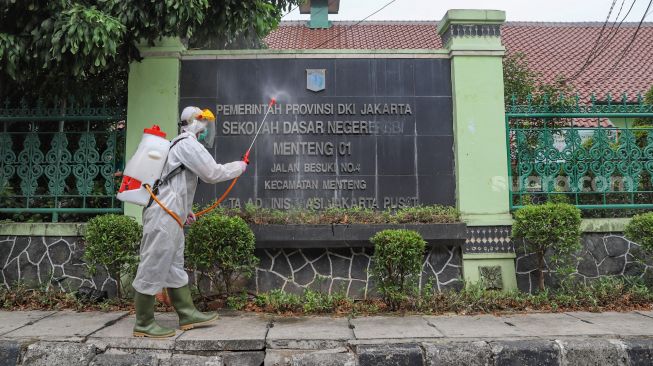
[198,129,208,142]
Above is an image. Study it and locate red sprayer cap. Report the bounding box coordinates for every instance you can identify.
[118,176,142,193]
[269,98,276,107]
[144,125,167,138]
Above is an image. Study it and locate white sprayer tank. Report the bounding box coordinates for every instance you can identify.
[116,125,171,206]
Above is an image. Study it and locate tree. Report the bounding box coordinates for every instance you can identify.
[634,85,653,126]
[503,52,574,107]
[0,0,299,103]
[503,52,537,105]
[511,203,582,292]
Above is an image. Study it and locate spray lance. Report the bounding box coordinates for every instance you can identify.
[194,97,277,218]
[242,97,276,165]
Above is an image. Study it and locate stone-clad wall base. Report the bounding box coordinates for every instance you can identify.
[1,235,462,298]
[0,236,117,296]
[4,338,653,366]
[516,233,653,293]
[251,245,463,298]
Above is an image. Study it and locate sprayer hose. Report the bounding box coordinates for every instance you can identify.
[195,176,239,217]
[143,184,184,228]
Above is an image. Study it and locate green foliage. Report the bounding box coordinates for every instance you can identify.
[634,85,653,126]
[370,229,426,310]
[0,0,299,102]
[547,192,570,204]
[250,288,353,314]
[393,205,461,223]
[214,203,460,225]
[226,291,249,310]
[423,277,653,314]
[625,212,653,252]
[223,277,653,315]
[503,52,537,104]
[512,203,582,291]
[49,4,125,76]
[503,52,575,108]
[254,289,302,312]
[0,281,132,311]
[302,289,349,313]
[4,277,653,315]
[186,213,258,294]
[83,214,141,297]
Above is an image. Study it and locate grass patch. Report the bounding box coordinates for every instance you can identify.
[3,277,651,315]
[229,277,653,315]
[0,283,133,312]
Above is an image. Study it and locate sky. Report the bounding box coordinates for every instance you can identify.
[282,0,653,22]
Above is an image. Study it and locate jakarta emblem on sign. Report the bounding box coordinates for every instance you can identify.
[306,69,326,92]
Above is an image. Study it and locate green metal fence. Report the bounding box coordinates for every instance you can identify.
[506,93,653,210]
[0,99,125,222]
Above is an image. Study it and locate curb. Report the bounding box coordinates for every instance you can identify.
[2,337,653,365]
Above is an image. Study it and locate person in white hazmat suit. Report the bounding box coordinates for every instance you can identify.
[132,106,247,338]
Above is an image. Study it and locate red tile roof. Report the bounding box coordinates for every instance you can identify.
[503,22,653,103]
[265,21,653,102]
[266,21,443,49]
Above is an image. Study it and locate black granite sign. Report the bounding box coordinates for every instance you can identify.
[180,57,454,210]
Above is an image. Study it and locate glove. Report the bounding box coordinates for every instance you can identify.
[237,160,247,173]
[185,212,196,225]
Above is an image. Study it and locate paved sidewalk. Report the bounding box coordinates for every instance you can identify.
[1,310,653,365]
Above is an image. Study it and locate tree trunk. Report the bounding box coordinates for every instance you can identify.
[224,271,232,296]
[537,250,545,291]
[115,269,122,299]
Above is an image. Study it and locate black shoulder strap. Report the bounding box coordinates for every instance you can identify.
[170,136,187,149]
[145,137,188,208]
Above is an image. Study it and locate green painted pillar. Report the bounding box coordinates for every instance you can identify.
[124,37,185,222]
[439,10,517,291]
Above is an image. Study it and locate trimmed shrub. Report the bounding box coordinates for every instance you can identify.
[625,212,653,252]
[512,203,582,291]
[186,213,258,295]
[370,229,426,310]
[83,214,141,297]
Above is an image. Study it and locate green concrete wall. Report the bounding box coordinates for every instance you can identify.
[463,253,518,291]
[440,9,515,291]
[450,55,511,226]
[124,38,185,222]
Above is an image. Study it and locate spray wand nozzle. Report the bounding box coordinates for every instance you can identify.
[242,97,277,164]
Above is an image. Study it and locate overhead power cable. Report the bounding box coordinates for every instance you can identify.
[569,0,639,84]
[311,0,399,49]
[281,3,300,19]
[593,0,653,83]
[565,0,621,82]
[591,0,639,56]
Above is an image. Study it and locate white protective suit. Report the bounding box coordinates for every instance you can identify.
[132,122,246,295]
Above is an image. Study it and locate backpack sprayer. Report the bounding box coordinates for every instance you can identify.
[117,98,277,227]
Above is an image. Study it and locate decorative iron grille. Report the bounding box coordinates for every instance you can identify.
[506,93,653,210]
[0,98,125,222]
